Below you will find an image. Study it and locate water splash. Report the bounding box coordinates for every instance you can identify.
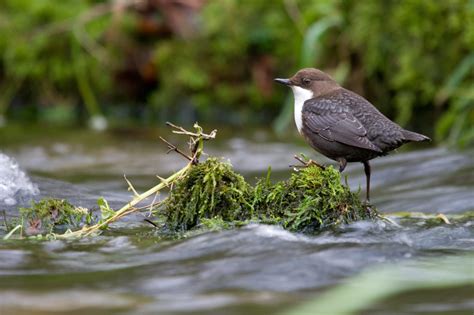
[0,153,39,206]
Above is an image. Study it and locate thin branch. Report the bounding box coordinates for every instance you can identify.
[166,122,217,140]
[124,175,140,197]
[190,145,200,165]
[3,224,22,240]
[159,136,193,161]
[133,200,163,211]
[156,175,170,185]
[147,192,160,216]
[49,123,216,239]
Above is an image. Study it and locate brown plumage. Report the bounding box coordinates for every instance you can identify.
[275,68,430,202]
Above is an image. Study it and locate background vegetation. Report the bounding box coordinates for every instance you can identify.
[0,0,473,146]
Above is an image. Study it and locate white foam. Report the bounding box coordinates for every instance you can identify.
[247,224,310,243]
[0,153,39,206]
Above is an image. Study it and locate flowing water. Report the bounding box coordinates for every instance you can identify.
[0,126,473,315]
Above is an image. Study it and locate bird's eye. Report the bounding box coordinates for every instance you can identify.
[302,78,311,85]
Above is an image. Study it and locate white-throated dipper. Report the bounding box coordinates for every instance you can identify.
[275,68,430,202]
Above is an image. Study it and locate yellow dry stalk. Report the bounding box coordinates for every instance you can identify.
[51,123,215,239]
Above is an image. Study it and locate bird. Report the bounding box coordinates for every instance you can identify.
[274,68,430,202]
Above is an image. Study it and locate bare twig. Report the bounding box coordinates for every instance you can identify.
[133,200,163,212]
[147,192,160,216]
[124,175,140,197]
[159,136,193,161]
[166,122,217,140]
[164,122,217,164]
[156,175,169,185]
[48,122,215,239]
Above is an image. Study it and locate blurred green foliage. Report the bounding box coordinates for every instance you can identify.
[0,0,133,124]
[0,0,472,146]
[344,0,474,146]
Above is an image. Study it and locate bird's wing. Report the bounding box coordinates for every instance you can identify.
[302,98,382,152]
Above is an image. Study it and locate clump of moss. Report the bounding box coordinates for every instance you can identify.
[19,198,93,235]
[254,166,374,232]
[162,159,375,234]
[163,158,252,231]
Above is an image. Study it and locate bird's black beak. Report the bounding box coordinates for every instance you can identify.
[274,78,291,86]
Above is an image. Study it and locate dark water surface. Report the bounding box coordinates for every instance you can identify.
[1,127,473,314]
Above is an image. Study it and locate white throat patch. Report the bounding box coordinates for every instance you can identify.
[290,86,314,133]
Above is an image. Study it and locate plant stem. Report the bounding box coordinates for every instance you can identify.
[54,163,192,239]
[53,123,212,239]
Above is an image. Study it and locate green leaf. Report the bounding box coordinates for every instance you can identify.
[97,197,114,222]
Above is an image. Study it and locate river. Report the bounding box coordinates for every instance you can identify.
[1,126,473,314]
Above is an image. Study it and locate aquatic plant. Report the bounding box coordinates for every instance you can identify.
[18,198,93,236]
[5,159,374,239]
[253,165,372,232]
[162,156,373,233]
[163,158,253,231]
[2,123,217,240]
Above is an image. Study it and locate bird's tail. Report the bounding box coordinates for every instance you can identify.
[402,129,431,142]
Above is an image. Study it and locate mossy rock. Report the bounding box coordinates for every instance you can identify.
[10,160,376,237]
[254,166,373,232]
[19,198,93,235]
[163,159,375,233]
[163,158,252,231]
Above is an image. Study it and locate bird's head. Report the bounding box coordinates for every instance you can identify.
[274,68,339,99]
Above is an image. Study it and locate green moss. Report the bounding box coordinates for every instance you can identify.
[13,161,374,237]
[163,158,253,231]
[388,211,474,227]
[254,166,373,232]
[163,159,375,233]
[19,198,93,235]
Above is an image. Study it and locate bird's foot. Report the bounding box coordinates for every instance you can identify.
[290,154,326,171]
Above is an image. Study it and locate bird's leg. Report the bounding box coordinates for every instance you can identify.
[337,158,347,172]
[290,154,325,170]
[362,161,371,203]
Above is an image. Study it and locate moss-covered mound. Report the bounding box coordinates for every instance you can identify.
[254,166,373,232]
[19,198,93,235]
[163,159,374,233]
[13,160,373,237]
[163,158,252,231]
